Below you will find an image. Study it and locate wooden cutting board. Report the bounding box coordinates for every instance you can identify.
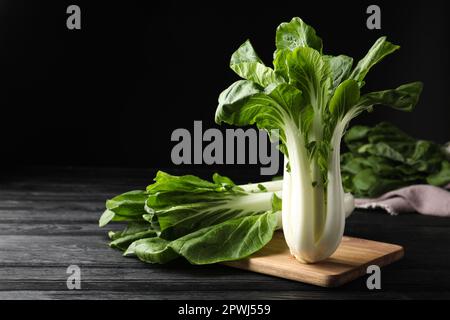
[223,231,404,287]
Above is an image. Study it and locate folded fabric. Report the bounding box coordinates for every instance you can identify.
[355,184,450,217]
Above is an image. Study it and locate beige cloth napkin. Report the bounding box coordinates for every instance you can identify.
[355,184,450,217]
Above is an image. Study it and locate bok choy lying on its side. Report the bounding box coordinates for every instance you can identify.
[215,17,422,262]
[100,172,282,264]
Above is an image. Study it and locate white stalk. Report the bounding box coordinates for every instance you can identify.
[282,120,318,263]
[238,183,353,232]
[313,124,346,260]
[239,180,284,193]
[280,120,348,263]
[238,178,354,218]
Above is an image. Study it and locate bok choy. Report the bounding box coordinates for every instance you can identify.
[100,172,282,264]
[215,17,422,262]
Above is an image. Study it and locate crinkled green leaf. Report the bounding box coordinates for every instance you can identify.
[230,40,283,87]
[357,142,405,162]
[357,82,423,112]
[351,168,411,197]
[350,37,400,87]
[329,79,360,118]
[108,221,158,251]
[147,171,221,194]
[109,221,150,240]
[273,49,289,81]
[324,55,353,90]
[125,212,278,265]
[110,229,157,251]
[427,161,450,186]
[344,125,371,143]
[171,212,278,264]
[99,190,148,227]
[275,17,323,53]
[124,237,178,264]
[286,47,331,110]
[99,209,116,227]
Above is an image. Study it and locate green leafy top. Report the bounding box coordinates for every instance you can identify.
[215,17,423,185]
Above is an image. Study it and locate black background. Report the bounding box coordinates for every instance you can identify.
[1,0,449,175]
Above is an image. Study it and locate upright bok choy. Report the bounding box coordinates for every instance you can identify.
[215,17,422,263]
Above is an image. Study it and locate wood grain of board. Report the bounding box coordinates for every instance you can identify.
[223,231,404,287]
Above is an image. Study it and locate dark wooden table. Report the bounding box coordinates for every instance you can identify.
[1,166,449,300]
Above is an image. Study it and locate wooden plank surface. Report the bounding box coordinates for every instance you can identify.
[224,232,403,287]
[0,166,449,299]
